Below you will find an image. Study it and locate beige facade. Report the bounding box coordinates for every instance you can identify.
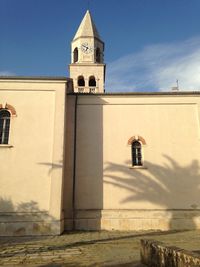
[1,10,200,236]
[0,77,72,235]
[64,93,200,231]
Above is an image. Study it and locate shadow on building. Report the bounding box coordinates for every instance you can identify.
[63,94,105,231]
[104,156,200,230]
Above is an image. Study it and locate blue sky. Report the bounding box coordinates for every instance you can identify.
[1,0,200,92]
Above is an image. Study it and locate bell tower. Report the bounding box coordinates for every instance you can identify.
[69,10,105,93]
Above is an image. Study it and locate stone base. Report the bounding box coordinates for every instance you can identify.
[0,212,64,236]
[141,239,200,267]
[66,209,200,231]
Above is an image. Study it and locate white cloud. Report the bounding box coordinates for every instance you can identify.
[0,71,15,76]
[106,37,200,92]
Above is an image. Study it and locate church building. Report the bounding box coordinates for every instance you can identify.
[0,11,200,236]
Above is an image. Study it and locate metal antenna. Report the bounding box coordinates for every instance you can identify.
[171,79,179,92]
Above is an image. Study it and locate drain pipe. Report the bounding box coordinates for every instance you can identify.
[72,94,78,230]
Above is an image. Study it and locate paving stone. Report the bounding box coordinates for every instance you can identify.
[0,230,200,266]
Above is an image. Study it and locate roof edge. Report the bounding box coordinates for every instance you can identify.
[68,91,200,96]
[0,76,71,81]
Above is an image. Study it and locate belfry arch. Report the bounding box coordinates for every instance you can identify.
[89,76,96,87]
[77,76,85,87]
[73,47,78,63]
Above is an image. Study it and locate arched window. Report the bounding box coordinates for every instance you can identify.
[89,76,96,87]
[78,76,85,86]
[96,48,101,63]
[132,141,142,166]
[0,109,11,144]
[73,47,78,63]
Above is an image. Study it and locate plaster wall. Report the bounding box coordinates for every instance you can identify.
[0,79,67,235]
[72,94,200,231]
[69,64,105,93]
[63,95,76,230]
[71,37,104,64]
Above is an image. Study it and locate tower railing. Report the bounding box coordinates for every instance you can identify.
[75,86,98,93]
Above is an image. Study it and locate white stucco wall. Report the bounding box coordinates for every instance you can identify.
[72,93,200,230]
[0,78,68,235]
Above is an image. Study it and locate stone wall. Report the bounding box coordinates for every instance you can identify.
[140,239,200,267]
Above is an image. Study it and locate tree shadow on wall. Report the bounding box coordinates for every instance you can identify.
[0,198,42,213]
[0,197,56,238]
[38,161,63,175]
[104,155,200,230]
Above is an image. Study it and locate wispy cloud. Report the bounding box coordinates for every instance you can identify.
[0,71,15,76]
[106,37,200,92]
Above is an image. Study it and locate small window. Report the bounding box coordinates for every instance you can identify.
[73,47,78,63]
[0,109,11,144]
[89,76,96,87]
[96,48,101,63]
[132,141,142,166]
[78,76,85,86]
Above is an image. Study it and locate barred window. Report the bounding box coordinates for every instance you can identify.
[0,109,11,144]
[132,141,142,166]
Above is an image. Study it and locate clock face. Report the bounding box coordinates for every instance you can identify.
[81,43,93,54]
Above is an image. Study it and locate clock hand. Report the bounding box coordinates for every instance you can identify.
[82,44,87,50]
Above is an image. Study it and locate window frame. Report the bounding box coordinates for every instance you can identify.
[131,140,142,166]
[0,104,16,148]
[77,76,85,87]
[128,135,147,169]
[73,47,78,63]
[89,76,96,87]
[96,47,101,63]
[0,109,11,145]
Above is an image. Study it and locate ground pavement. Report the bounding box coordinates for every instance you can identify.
[0,230,200,267]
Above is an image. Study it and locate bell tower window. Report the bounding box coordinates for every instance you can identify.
[89,76,96,87]
[96,48,101,63]
[73,47,78,63]
[78,76,85,87]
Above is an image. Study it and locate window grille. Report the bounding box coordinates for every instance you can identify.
[0,110,11,144]
[132,141,142,166]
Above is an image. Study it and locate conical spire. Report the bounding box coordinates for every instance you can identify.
[73,10,101,41]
